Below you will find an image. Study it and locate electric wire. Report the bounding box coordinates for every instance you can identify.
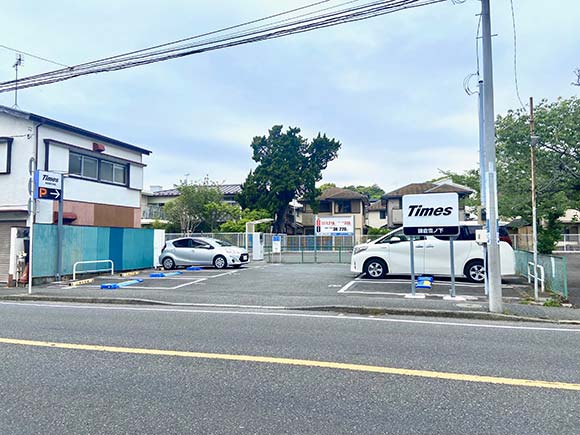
[8,0,405,81]
[4,0,435,86]
[0,0,445,93]
[0,44,70,67]
[509,0,526,111]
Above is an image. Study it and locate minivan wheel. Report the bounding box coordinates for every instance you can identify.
[162,257,175,270]
[464,260,485,283]
[213,255,227,269]
[364,258,387,279]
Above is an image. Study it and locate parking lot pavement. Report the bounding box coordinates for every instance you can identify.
[338,275,529,302]
[2,262,529,307]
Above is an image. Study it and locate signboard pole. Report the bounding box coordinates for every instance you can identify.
[450,238,456,298]
[56,177,64,280]
[410,237,416,296]
[28,158,35,295]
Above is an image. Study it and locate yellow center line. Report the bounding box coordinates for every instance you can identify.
[1,337,579,391]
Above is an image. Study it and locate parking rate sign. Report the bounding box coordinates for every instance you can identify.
[402,193,459,236]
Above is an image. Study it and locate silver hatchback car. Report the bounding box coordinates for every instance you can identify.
[159,237,250,270]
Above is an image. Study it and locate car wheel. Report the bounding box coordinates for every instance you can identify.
[464,260,485,283]
[364,258,387,279]
[162,257,175,270]
[213,255,227,269]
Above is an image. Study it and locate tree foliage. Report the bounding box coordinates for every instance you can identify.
[343,184,385,200]
[318,183,337,193]
[495,97,580,251]
[219,209,272,233]
[442,97,580,253]
[238,125,341,233]
[163,177,225,234]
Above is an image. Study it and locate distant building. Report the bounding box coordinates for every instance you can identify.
[366,200,387,229]
[297,187,369,240]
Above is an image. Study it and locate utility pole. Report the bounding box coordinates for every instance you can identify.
[478,79,489,297]
[13,54,23,108]
[481,0,502,313]
[529,97,539,299]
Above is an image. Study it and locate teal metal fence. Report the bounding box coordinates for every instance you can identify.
[32,224,154,278]
[514,250,568,298]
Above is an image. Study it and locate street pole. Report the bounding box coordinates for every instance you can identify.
[529,97,539,300]
[56,176,64,281]
[478,79,489,297]
[481,0,502,313]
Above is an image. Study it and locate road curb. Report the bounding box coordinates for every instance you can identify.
[286,305,580,325]
[1,295,579,325]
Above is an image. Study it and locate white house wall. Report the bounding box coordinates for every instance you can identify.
[40,127,142,164]
[0,114,34,213]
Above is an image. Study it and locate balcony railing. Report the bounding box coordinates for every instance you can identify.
[141,206,166,220]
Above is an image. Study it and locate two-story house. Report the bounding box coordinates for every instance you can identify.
[297,187,369,241]
[382,180,474,230]
[0,105,151,283]
[366,200,388,229]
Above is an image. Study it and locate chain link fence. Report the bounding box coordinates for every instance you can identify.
[164,232,372,264]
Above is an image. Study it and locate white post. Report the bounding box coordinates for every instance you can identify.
[530,98,539,299]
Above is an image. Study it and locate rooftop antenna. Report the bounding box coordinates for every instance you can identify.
[13,54,23,108]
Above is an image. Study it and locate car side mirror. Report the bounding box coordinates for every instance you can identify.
[389,237,401,244]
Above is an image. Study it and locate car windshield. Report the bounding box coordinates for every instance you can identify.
[212,239,233,247]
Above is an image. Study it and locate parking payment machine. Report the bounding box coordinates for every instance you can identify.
[252,232,264,261]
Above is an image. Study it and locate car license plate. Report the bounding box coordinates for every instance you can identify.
[241,254,248,261]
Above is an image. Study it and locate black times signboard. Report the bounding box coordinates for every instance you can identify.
[403,226,460,237]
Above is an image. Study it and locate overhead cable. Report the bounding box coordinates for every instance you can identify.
[0,0,446,93]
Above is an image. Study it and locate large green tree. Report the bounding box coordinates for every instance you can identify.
[238,125,341,233]
[164,177,229,234]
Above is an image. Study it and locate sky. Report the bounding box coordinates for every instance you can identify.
[1,0,579,194]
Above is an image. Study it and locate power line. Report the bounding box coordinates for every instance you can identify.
[0,0,446,93]
[0,44,70,67]
[509,0,526,111]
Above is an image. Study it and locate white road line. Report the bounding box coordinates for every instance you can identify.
[2,301,579,333]
[171,279,206,289]
[337,280,358,293]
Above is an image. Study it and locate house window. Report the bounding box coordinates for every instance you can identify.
[379,210,386,219]
[336,200,351,214]
[69,151,128,185]
[318,202,331,213]
[0,137,13,174]
[100,160,127,185]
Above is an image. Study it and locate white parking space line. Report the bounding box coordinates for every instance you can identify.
[338,278,484,298]
[337,280,358,293]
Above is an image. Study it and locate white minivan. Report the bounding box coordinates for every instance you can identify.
[350,223,515,283]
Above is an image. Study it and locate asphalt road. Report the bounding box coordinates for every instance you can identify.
[1,301,579,434]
